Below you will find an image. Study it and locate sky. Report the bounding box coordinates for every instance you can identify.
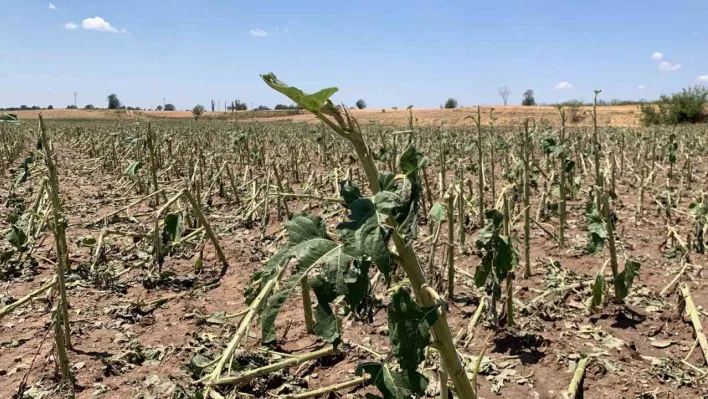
[1,0,708,110]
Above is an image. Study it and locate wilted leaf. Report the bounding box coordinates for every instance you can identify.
[356,362,428,399]
[615,258,641,301]
[388,289,441,371]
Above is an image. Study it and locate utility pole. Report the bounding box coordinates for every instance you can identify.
[163,97,166,108]
[74,92,77,108]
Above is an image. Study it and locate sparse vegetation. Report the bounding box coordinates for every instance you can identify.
[640,85,708,126]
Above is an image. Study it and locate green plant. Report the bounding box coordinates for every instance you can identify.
[247,73,478,399]
[473,209,518,326]
[639,85,708,125]
[444,98,458,109]
[355,99,367,109]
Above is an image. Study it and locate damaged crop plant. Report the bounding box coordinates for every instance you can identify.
[212,74,478,398]
[3,75,708,399]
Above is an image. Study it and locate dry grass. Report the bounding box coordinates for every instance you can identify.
[10,105,642,126]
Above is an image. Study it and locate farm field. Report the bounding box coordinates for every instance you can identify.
[9,104,643,127]
[1,79,708,399]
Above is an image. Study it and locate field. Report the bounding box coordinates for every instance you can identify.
[1,83,708,399]
[9,104,642,127]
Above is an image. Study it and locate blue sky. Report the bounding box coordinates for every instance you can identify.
[1,0,707,110]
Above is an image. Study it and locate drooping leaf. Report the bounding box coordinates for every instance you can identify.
[377,172,397,192]
[615,259,641,301]
[563,159,576,174]
[261,73,338,113]
[338,194,396,281]
[261,265,309,344]
[340,180,362,207]
[124,161,143,176]
[474,209,517,292]
[310,276,341,344]
[356,362,428,399]
[585,204,607,254]
[260,214,362,343]
[399,145,424,177]
[388,289,441,371]
[163,213,183,242]
[590,274,605,310]
[14,157,33,185]
[6,225,27,251]
[428,203,446,222]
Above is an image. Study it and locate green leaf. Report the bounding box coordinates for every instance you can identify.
[428,203,446,222]
[124,161,143,176]
[585,205,607,254]
[6,225,27,251]
[340,181,362,207]
[14,157,33,186]
[388,289,441,371]
[615,258,641,301]
[377,172,397,192]
[163,213,183,242]
[261,73,338,113]
[590,274,605,310]
[261,266,309,344]
[356,362,428,399]
[310,276,341,344]
[399,145,424,177]
[563,159,576,174]
[260,214,362,344]
[338,198,392,281]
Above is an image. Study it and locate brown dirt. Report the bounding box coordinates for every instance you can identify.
[11,105,642,126]
[1,127,707,399]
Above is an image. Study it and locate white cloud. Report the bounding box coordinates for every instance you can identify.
[637,85,646,89]
[659,61,681,72]
[82,16,118,32]
[698,75,708,82]
[64,22,77,29]
[49,2,56,10]
[250,28,268,37]
[554,81,573,90]
[652,52,663,61]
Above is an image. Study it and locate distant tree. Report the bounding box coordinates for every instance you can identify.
[156,105,163,111]
[274,104,300,110]
[47,105,54,110]
[227,100,247,111]
[192,104,205,120]
[66,104,77,109]
[20,105,29,110]
[211,99,216,112]
[256,105,271,111]
[355,99,367,109]
[444,98,458,109]
[84,104,95,109]
[522,90,536,106]
[498,86,512,106]
[107,94,121,109]
[164,103,176,111]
